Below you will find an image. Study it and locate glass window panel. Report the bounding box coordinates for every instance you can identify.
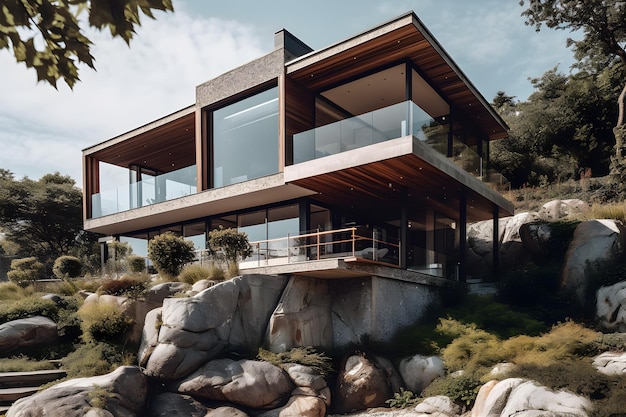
[213,87,279,187]
[184,222,206,250]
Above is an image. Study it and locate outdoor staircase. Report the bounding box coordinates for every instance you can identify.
[0,369,66,414]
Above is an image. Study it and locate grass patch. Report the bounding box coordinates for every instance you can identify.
[0,282,32,301]
[178,264,212,284]
[258,346,334,378]
[62,342,136,378]
[98,274,149,299]
[0,356,56,372]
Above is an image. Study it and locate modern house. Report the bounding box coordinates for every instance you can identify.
[82,11,513,283]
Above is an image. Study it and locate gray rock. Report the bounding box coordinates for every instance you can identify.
[207,407,250,417]
[141,274,289,379]
[146,392,210,416]
[562,219,626,305]
[398,355,444,394]
[596,281,626,331]
[470,378,590,417]
[593,351,626,375]
[174,358,294,409]
[0,316,57,352]
[41,293,62,304]
[257,395,327,417]
[6,366,147,417]
[414,395,461,416]
[538,199,588,221]
[146,282,189,306]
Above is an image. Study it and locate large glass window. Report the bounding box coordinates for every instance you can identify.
[212,87,279,187]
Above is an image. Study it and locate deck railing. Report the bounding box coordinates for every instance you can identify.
[194,227,401,269]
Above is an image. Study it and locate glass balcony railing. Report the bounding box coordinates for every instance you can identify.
[91,165,197,218]
[292,100,509,190]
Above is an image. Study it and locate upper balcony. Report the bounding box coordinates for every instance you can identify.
[292,100,509,193]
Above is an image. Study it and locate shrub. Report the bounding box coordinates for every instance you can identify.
[0,296,59,323]
[257,346,334,377]
[126,255,146,273]
[147,232,196,278]
[53,255,83,279]
[178,264,211,284]
[386,388,421,408]
[207,226,252,270]
[422,373,483,408]
[0,282,31,300]
[99,274,149,299]
[7,257,45,287]
[78,302,132,343]
[0,356,56,372]
[62,341,136,378]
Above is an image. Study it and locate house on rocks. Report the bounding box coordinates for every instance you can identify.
[82,11,514,348]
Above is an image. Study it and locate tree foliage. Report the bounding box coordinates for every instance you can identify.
[7,257,46,286]
[0,0,174,88]
[0,171,98,270]
[520,0,626,191]
[147,232,196,278]
[207,226,253,266]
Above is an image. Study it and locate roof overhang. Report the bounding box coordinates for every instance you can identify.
[286,11,508,140]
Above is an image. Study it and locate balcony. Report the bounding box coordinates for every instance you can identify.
[194,227,401,270]
[91,165,197,218]
[292,101,509,192]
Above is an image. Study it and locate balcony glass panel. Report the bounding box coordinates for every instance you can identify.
[212,87,279,188]
[90,165,197,218]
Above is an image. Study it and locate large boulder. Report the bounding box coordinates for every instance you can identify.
[596,281,626,331]
[467,213,539,278]
[146,392,211,416]
[6,366,147,417]
[562,219,626,305]
[0,316,58,352]
[333,353,395,414]
[470,378,590,417]
[398,355,444,394]
[173,358,294,409]
[140,274,289,379]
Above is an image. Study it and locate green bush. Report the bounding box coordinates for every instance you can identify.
[207,226,252,270]
[126,255,146,273]
[53,255,83,279]
[78,302,132,343]
[7,257,45,287]
[147,232,196,278]
[0,282,31,300]
[0,296,59,323]
[62,341,136,378]
[386,388,421,408]
[178,264,211,284]
[423,373,483,408]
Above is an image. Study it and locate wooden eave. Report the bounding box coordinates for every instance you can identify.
[82,106,196,174]
[286,12,508,140]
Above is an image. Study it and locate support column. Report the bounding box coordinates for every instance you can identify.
[492,204,500,280]
[425,210,436,265]
[458,190,467,282]
[400,191,408,269]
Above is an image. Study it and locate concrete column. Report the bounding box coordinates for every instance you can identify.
[458,191,467,282]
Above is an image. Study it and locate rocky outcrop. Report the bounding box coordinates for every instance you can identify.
[470,378,591,417]
[414,395,461,416]
[6,366,147,417]
[562,219,626,305]
[398,355,444,394]
[147,392,214,416]
[0,316,58,352]
[140,274,289,379]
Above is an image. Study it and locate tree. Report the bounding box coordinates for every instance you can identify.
[0,171,97,271]
[0,0,174,88]
[520,0,626,190]
[147,232,196,278]
[207,226,253,275]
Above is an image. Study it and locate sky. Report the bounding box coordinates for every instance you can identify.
[0,0,580,185]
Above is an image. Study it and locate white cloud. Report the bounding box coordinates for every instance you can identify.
[0,8,265,182]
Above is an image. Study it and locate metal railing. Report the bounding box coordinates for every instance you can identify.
[194,227,400,269]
